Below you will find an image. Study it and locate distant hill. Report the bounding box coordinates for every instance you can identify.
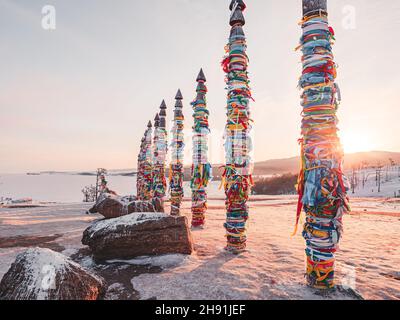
[168,151,400,181]
[33,151,399,180]
[253,151,400,176]
[253,156,299,176]
[343,151,400,169]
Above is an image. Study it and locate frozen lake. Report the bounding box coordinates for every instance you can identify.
[1,170,397,204]
[0,173,136,203]
[0,173,224,203]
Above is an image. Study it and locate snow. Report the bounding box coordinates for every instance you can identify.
[86,212,169,236]
[62,248,78,257]
[10,248,99,300]
[107,254,191,269]
[0,247,28,281]
[131,198,400,300]
[351,198,400,215]
[96,193,137,206]
[79,256,96,269]
[0,203,96,278]
[104,283,126,300]
[1,198,399,300]
[348,168,400,198]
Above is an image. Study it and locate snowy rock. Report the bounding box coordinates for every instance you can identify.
[88,194,164,218]
[104,283,126,300]
[0,248,105,300]
[82,213,193,260]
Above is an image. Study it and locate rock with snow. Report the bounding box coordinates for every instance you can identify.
[82,212,193,260]
[0,248,105,300]
[88,194,164,218]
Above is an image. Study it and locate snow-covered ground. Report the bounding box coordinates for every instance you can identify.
[347,167,400,198]
[0,197,399,300]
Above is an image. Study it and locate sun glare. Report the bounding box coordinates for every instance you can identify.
[340,131,375,154]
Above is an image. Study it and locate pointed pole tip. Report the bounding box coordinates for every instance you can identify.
[196,68,206,82]
[175,89,183,100]
[229,0,246,11]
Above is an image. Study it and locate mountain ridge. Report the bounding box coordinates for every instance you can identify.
[253,150,400,175]
[17,151,400,177]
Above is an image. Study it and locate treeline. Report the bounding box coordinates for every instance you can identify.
[252,173,297,195]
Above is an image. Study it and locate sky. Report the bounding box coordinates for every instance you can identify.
[1,0,399,173]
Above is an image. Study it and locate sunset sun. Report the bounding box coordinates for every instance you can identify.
[340,131,375,154]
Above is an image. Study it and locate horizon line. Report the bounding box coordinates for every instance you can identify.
[1,149,399,175]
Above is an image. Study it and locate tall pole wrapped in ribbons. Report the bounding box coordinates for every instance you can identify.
[221,0,253,253]
[142,120,154,201]
[190,69,212,228]
[157,100,168,200]
[152,101,168,205]
[137,136,145,200]
[98,169,109,195]
[296,0,350,289]
[169,90,185,216]
[152,113,162,196]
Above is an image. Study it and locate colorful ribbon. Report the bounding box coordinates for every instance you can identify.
[138,122,153,201]
[221,0,253,253]
[190,69,212,228]
[152,103,168,207]
[99,172,109,195]
[169,90,185,216]
[136,136,145,200]
[295,5,350,289]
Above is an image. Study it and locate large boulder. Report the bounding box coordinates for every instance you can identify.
[0,248,105,300]
[82,212,193,260]
[88,194,164,218]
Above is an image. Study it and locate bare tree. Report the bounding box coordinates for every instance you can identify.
[82,185,96,202]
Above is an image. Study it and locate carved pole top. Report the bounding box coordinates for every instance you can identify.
[175,89,183,100]
[302,0,327,16]
[154,113,160,127]
[196,68,206,82]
